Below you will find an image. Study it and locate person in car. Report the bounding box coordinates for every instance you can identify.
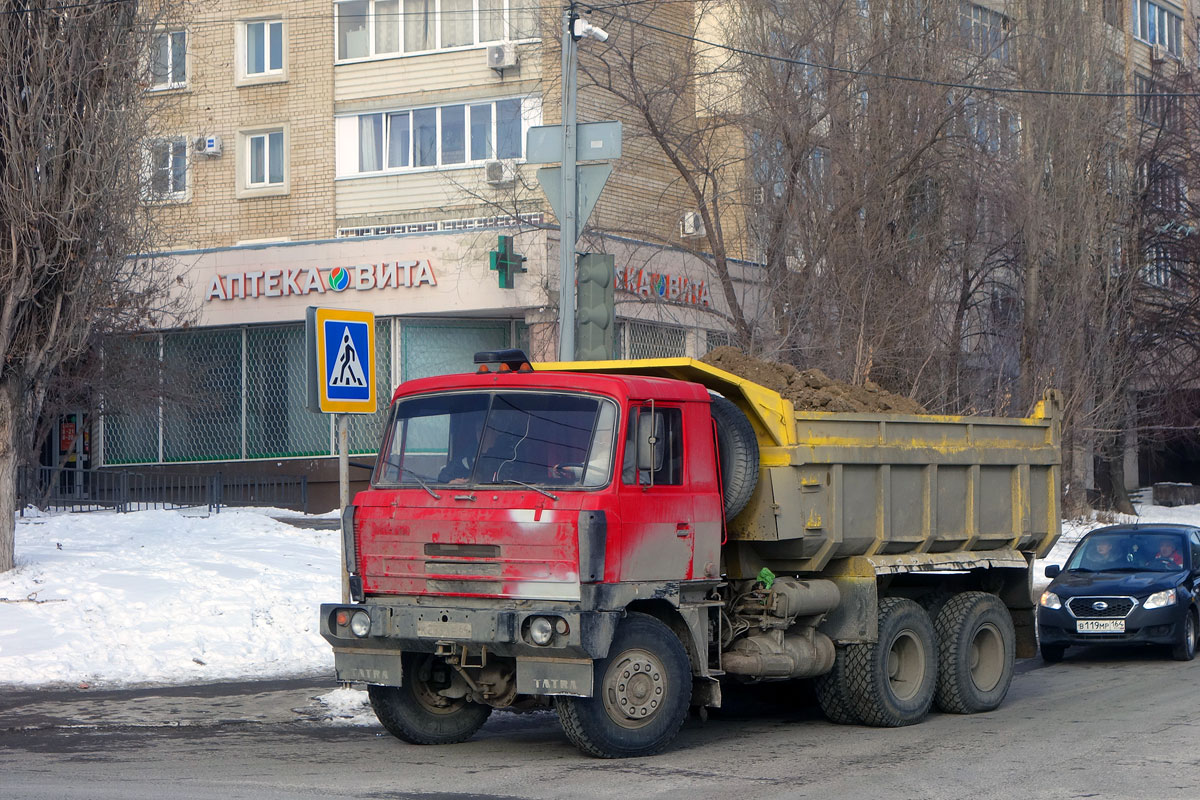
[1154,537,1184,568]
[1082,539,1123,570]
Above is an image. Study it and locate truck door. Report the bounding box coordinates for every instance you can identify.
[616,404,696,581]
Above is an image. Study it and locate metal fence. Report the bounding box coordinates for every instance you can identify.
[17,466,308,514]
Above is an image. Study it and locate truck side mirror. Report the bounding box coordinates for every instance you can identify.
[636,411,665,473]
[1044,564,1060,579]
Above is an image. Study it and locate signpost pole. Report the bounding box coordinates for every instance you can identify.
[338,413,349,603]
[558,7,577,361]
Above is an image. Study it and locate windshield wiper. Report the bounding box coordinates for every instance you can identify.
[402,467,441,500]
[502,479,558,500]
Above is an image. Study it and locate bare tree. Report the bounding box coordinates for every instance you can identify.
[0,1,190,572]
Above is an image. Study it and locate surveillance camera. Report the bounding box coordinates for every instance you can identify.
[573,18,609,43]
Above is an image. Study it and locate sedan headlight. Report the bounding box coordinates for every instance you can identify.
[1144,588,1177,610]
[1039,591,1062,610]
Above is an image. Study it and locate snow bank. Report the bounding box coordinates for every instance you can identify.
[0,507,338,689]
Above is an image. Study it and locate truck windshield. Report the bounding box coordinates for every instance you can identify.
[374,391,618,490]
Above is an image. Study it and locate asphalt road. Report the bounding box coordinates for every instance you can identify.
[2,648,1198,800]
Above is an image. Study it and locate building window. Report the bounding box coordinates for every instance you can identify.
[239,128,288,196]
[1104,0,1123,28]
[958,2,1011,64]
[1143,244,1172,287]
[337,97,538,176]
[959,97,1020,156]
[1139,159,1187,213]
[242,18,285,78]
[146,136,188,200]
[150,29,187,89]
[1135,74,1181,130]
[1132,0,1182,57]
[621,321,687,359]
[100,322,397,465]
[335,0,537,61]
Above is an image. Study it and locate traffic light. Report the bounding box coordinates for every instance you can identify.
[575,253,615,360]
[490,235,526,289]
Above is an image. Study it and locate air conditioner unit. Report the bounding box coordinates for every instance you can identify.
[680,210,705,237]
[487,43,518,72]
[1151,44,1167,63]
[484,159,514,186]
[194,135,222,157]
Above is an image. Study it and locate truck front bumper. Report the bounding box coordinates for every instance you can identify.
[319,601,620,694]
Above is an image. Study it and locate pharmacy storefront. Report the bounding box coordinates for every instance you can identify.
[97,229,751,499]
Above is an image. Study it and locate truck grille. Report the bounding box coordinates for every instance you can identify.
[1068,596,1135,618]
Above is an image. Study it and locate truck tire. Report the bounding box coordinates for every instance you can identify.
[845,597,936,727]
[368,653,492,745]
[814,646,861,725]
[555,612,692,758]
[710,394,759,521]
[933,592,1015,714]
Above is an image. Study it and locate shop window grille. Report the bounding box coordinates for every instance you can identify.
[625,321,687,360]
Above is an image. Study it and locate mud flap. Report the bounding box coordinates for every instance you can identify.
[516,657,594,696]
[333,648,405,684]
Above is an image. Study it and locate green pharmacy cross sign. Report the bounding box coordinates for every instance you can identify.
[490,234,527,289]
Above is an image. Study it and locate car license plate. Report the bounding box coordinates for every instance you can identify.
[1077,619,1125,633]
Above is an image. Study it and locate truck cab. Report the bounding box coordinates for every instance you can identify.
[321,350,728,757]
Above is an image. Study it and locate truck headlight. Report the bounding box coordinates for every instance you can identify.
[529,616,554,646]
[1144,588,1177,610]
[350,610,371,637]
[1039,591,1062,610]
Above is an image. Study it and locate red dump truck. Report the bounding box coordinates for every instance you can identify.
[320,350,1061,757]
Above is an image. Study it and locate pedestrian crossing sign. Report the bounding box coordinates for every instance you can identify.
[306,307,376,414]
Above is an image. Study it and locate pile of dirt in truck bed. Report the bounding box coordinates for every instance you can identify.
[701,347,926,414]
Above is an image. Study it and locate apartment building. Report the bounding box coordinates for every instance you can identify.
[85,1,755,489]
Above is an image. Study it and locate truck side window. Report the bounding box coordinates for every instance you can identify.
[622,406,683,486]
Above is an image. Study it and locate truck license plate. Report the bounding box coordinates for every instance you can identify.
[417,620,473,639]
[1077,619,1124,633]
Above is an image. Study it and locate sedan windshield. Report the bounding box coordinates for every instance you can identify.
[1066,532,1187,573]
[374,391,618,489]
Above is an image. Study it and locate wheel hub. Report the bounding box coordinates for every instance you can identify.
[603,649,666,728]
[969,622,1004,692]
[886,630,926,701]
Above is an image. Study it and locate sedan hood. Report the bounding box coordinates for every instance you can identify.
[1051,569,1183,597]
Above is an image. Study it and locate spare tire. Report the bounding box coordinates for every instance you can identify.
[710,394,759,520]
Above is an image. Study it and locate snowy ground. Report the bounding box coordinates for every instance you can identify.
[3,498,1199,724]
[0,506,340,691]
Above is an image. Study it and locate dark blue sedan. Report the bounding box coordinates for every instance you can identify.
[1037,524,1200,662]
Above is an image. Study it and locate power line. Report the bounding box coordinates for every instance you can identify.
[597,6,1200,100]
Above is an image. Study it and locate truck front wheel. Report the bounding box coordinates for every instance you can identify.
[368,653,492,745]
[845,597,937,727]
[555,612,692,758]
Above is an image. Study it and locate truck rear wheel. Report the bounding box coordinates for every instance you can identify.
[368,653,492,745]
[555,612,691,758]
[933,592,1015,714]
[814,645,861,725]
[710,395,759,521]
[845,597,936,727]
